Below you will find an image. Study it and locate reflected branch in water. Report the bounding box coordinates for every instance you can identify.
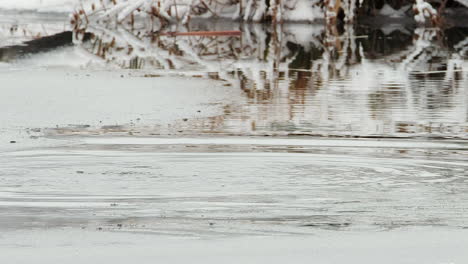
[52,22,468,138]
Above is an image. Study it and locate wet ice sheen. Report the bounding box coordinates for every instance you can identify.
[1,137,467,235]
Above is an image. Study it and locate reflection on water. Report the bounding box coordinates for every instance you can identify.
[65,22,468,138]
[1,18,468,236]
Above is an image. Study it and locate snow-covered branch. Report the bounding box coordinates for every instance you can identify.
[70,0,468,27]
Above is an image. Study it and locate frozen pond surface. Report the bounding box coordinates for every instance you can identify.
[1,137,468,236]
[2,228,468,264]
[1,9,468,262]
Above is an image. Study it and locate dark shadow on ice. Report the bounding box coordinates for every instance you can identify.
[0,31,92,61]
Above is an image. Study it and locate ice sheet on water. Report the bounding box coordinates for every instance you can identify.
[1,136,467,235]
[1,227,467,264]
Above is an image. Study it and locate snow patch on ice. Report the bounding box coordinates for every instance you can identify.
[0,0,81,13]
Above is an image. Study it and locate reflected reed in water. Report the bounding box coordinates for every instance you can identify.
[59,22,468,139]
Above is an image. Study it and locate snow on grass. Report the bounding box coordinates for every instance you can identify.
[414,0,438,24]
[1,0,467,25]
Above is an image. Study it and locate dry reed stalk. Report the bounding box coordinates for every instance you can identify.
[159,30,242,37]
[72,0,463,28]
